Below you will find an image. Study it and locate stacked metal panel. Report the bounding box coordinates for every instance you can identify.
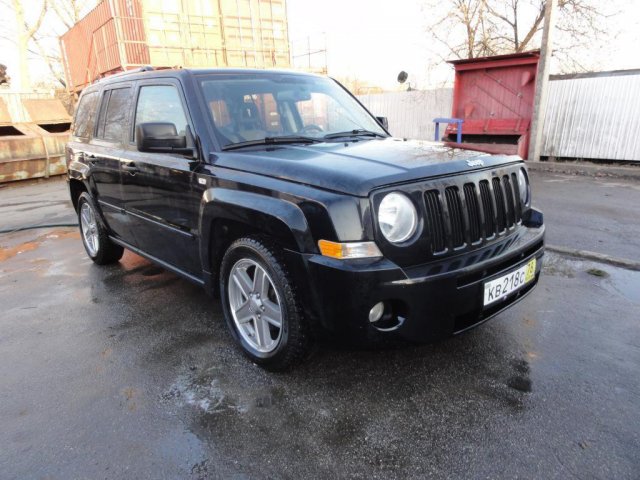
[60,0,291,92]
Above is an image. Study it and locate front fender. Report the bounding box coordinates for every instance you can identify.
[199,187,315,271]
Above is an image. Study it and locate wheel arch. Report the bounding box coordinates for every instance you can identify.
[69,177,89,212]
[200,188,316,284]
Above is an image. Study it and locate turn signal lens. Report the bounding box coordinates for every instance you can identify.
[318,240,383,259]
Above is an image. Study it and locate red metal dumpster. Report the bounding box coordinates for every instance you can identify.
[444,51,540,159]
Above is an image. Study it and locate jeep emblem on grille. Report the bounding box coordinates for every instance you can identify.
[466,159,485,167]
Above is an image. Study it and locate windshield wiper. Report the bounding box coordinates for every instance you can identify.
[323,129,387,140]
[221,135,322,151]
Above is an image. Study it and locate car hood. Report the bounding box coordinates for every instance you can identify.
[212,138,523,196]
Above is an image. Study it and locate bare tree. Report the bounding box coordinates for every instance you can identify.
[426,0,499,59]
[1,0,95,90]
[11,0,48,90]
[422,0,618,72]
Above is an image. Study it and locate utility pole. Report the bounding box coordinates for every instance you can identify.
[528,0,557,161]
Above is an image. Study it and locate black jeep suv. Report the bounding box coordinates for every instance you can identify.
[66,68,544,369]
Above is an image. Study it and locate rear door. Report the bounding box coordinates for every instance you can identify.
[120,79,203,276]
[87,85,137,245]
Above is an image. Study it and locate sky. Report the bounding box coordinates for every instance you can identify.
[1,0,640,92]
[287,0,433,89]
[286,0,640,90]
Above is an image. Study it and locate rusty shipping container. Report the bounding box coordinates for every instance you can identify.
[0,94,71,183]
[60,0,291,92]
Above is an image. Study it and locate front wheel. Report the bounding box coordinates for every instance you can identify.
[219,236,311,370]
[77,192,124,265]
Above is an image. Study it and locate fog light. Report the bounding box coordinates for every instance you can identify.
[369,302,385,323]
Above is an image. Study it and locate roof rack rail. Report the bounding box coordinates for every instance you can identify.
[95,66,155,84]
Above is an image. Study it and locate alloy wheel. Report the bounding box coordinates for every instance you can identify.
[80,202,99,257]
[228,258,283,353]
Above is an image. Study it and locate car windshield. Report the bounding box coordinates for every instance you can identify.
[197,73,388,149]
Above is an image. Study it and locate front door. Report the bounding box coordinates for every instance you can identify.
[120,81,203,276]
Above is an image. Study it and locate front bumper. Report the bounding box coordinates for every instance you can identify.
[291,224,545,342]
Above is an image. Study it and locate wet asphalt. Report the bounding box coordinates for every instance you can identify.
[1,173,639,479]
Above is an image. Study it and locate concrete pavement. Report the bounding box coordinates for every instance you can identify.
[1,171,639,479]
[530,171,640,262]
[1,229,638,479]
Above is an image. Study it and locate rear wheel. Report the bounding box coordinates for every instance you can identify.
[220,236,310,370]
[77,193,124,265]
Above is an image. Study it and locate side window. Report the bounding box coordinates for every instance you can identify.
[134,85,188,139]
[73,91,99,138]
[95,87,131,142]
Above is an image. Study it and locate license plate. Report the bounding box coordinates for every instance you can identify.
[483,258,537,307]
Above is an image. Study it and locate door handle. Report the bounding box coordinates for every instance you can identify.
[122,163,139,174]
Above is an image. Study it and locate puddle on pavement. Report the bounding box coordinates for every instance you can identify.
[600,267,640,304]
[0,229,80,263]
[544,252,640,304]
[0,241,40,262]
[503,359,532,393]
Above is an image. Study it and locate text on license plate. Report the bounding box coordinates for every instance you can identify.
[483,258,537,307]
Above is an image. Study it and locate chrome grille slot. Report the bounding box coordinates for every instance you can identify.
[445,186,465,248]
[479,180,495,237]
[463,183,482,243]
[511,172,522,222]
[424,190,447,253]
[492,177,507,232]
[502,175,516,227]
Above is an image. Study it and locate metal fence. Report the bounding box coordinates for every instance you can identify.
[541,70,640,162]
[358,70,640,163]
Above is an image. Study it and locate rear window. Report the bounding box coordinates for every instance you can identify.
[95,87,131,142]
[73,91,99,138]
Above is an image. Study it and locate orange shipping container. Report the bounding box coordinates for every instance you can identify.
[60,0,291,93]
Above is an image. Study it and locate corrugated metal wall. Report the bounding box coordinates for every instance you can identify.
[357,89,453,140]
[541,71,640,162]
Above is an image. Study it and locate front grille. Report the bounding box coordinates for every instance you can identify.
[423,171,522,255]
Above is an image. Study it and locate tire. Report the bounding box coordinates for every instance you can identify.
[219,236,311,370]
[77,192,124,265]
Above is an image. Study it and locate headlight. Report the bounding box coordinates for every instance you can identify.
[378,192,418,243]
[518,168,530,206]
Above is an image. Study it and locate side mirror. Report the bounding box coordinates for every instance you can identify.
[376,116,389,130]
[136,122,193,156]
